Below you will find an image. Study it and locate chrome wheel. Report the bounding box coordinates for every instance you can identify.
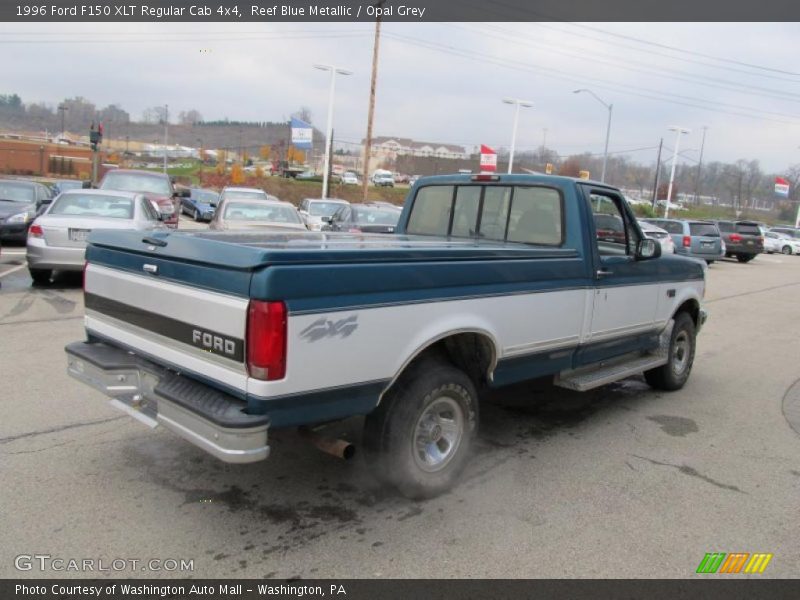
[412,396,464,473]
[672,331,690,376]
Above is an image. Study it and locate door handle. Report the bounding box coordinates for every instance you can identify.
[597,268,613,277]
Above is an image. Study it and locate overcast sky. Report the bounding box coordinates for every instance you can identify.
[2,22,799,172]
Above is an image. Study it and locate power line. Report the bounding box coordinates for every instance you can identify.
[454,23,800,103]
[381,32,800,126]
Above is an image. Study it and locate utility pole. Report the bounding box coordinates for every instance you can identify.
[693,126,708,205]
[163,104,168,174]
[361,1,384,201]
[651,138,663,210]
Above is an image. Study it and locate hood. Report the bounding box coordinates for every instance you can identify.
[0,200,36,219]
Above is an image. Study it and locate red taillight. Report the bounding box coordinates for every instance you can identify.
[471,174,500,181]
[729,233,742,243]
[682,235,691,248]
[348,228,362,233]
[28,224,43,238]
[247,300,287,381]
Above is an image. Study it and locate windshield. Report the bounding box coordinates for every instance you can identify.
[308,202,346,217]
[0,181,35,203]
[192,190,219,204]
[689,223,720,237]
[55,181,83,191]
[223,189,267,201]
[100,172,171,195]
[736,223,762,235]
[49,193,134,219]
[223,202,301,224]
[352,207,400,226]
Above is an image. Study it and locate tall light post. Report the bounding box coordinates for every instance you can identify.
[574,89,613,183]
[502,97,533,174]
[315,63,352,198]
[665,126,691,218]
[57,103,68,136]
[162,104,169,174]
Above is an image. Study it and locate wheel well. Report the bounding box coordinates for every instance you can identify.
[675,298,700,326]
[390,332,497,391]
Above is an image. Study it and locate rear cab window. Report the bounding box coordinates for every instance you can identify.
[405,184,563,246]
[689,223,720,237]
[736,223,762,235]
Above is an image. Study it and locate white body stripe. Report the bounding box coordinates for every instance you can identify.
[85,264,249,339]
[83,262,704,402]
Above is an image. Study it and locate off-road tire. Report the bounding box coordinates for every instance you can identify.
[363,356,478,499]
[29,268,52,285]
[645,312,696,391]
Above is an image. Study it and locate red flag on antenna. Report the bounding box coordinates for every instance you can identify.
[479,145,497,172]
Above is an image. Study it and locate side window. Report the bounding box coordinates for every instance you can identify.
[450,186,480,238]
[141,198,157,221]
[662,221,683,235]
[716,221,734,233]
[507,187,562,245]
[588,193,637,256]
[406,185,454,236]
[478,186,512,241]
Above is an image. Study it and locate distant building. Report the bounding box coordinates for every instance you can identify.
[364,136,469,163]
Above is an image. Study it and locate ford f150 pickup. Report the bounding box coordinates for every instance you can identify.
[65,174,707,498]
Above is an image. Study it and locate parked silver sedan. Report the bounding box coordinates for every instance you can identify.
[26,189,165,284]
[209,198,307,231]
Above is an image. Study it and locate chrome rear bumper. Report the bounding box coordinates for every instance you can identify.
[65,341,270,463]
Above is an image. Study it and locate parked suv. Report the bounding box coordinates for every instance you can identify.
[643,218,723,264]
[713,220,764,263]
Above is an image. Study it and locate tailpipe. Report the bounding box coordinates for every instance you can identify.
[299,428,356,460]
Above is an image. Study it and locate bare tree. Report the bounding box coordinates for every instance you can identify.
[178,109,203,125]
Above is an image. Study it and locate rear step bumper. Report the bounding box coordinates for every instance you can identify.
[65,341,270,463]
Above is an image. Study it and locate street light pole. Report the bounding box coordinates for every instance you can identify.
[573,89,613,183]
[58,103,68,136]
[315,63,352,199]
[163,104,169,175]
[502,97,533,174]
[665,126,691,219]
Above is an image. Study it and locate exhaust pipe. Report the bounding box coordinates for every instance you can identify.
[299,428,355,460]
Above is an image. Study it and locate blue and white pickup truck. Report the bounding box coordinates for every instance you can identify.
[65,174,707,498]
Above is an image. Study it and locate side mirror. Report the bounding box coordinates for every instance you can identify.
[82,180,93,189]
[637,238,661,260]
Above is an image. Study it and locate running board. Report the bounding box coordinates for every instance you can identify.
[555,320,674,392]
[554,354,668,391]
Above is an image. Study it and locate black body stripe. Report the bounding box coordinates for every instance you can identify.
[84,292,245,362]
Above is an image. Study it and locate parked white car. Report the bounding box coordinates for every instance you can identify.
[342,172,359,185]
[765,231,800,255]
[297,198,351,231]
[639,220,675,255]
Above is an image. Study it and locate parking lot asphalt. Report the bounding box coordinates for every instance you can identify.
[1,227,799,579]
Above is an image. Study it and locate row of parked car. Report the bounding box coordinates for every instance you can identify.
[0,169,405,284]
[634,216,800,264]
[4,170,798,286]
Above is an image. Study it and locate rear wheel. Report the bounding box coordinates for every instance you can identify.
[705,260,715,265]
[645,312,696,391]
[736,254,755,263]
[29,268,52,285]
[193,208,200,221]
[363,356,478,499]
[782,245,792,255]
